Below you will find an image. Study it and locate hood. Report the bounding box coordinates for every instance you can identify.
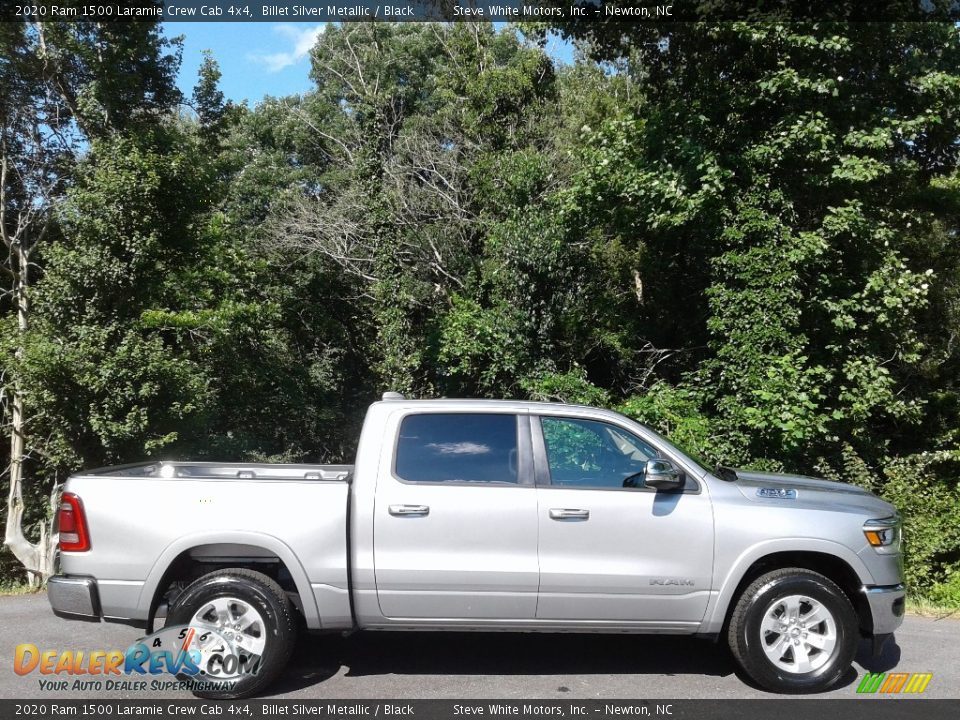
[729,468,897,516]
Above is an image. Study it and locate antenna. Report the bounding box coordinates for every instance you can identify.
[382,392,406,401]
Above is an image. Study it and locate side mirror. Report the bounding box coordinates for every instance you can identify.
[644,458,684,491]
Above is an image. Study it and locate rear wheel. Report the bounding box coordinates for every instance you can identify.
[727,568,858,693]
[166,568,297,699]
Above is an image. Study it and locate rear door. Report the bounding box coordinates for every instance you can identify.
[373,411,539,620]
[534,414,714,627]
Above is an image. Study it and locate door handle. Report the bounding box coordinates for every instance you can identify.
[389,504,430,517]
[549,508,590,520]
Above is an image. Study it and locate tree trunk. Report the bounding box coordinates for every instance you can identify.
[3,241,57,586]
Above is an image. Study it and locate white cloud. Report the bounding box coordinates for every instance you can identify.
[426,442,492,456]
[249,24,325,74]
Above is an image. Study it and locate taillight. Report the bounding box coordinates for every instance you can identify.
[59,493,90,552]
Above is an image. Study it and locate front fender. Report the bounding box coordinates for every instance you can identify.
[700,537,875,634]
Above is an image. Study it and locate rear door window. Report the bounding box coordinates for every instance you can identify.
[395,413,519,484]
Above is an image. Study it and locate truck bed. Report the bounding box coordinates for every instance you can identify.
[60,459,354,631]
[78,460,353,481]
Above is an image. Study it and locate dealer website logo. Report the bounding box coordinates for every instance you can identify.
[14,624,259,691]
[856,672,933,694]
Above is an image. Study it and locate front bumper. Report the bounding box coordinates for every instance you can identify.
[48,575,101,622]
[863,582,906,635]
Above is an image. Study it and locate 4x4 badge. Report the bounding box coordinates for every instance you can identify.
[757,487,797,499]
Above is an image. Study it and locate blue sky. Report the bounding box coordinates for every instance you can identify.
[168,23,324,104]
[167,23,575,105]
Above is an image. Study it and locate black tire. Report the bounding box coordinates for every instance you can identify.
[166,568,297,699]
[727,567,858,693]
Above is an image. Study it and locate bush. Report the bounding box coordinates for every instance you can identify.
[925,572,960,610]
[822,446,960,593]
[617,382,750,467]
[521,368,611,407]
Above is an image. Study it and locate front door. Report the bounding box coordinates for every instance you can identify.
[374,411,539,620]
[534,415,714,627]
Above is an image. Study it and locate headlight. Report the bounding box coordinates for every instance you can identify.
[863,516,901,553]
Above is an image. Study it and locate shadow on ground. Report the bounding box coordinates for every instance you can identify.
[265,630,903,697]
[855,635,901,673]
[268,631,733,695]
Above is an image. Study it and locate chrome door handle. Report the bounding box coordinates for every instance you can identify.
[389,504,430,517]
[549,508,590,520]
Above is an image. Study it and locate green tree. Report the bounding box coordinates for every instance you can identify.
[1,17,181,583]
[266,24,570,398]
[554,23,960,470]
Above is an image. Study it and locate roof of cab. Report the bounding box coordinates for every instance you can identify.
[375,392,619,417]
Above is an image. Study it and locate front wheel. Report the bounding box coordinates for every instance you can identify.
[166,568,297,699]
[727,568,858,693]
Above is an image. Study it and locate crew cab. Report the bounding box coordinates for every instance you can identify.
[48,394,905,697]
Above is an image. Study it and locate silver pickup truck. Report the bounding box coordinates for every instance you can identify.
[48,394,904,698]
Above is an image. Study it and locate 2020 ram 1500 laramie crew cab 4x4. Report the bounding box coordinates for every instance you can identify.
[48,394,905,697]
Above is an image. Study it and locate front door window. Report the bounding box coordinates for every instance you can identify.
[540,417,657,489]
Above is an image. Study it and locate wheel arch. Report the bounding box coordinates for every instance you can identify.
[140,531,320,632]
[703,540,875,637]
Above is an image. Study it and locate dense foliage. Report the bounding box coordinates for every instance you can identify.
[2,21,959,604]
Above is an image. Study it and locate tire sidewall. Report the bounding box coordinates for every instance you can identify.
[739,574,857,693]
[167,574,293,699]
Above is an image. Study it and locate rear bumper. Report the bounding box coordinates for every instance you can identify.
[48,575,101,622]
[863,583,906,635]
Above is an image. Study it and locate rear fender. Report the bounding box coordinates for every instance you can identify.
[140,530,320,630]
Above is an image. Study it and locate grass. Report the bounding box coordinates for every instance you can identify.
[908,575,960,618]
[907,593,960,619]
[0,579,41,596]
[907,600,960,619]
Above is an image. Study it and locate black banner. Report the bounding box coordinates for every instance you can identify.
[0,700,958,720]
[2,0,959,23]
